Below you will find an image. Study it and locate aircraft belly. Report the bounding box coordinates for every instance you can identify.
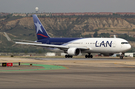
[89,47,117,53]
[45,48,62,52]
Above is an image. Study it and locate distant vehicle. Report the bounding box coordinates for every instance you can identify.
[7,14,131,59]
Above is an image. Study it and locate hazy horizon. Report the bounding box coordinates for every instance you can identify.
[0,0,135,13]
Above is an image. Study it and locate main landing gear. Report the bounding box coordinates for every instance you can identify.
[85,53,93,58]
[65,55,73,58]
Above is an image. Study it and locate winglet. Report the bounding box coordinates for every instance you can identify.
[4,32,12,41]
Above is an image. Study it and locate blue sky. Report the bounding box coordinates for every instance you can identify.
[0,0,135,13]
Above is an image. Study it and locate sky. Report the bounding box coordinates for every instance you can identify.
[0,0,135,13]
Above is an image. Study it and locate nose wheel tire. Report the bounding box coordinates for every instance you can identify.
[120,56,123,59]
[120,53,124,59]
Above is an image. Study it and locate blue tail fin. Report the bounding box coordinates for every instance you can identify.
[32,14,50,40]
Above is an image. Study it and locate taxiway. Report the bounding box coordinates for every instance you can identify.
[0,57,135,89]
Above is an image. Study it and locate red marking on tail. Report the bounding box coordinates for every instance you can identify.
[37,33,48,38]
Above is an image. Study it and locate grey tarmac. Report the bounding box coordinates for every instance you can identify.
[0,57,135,89]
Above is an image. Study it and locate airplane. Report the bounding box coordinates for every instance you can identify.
[13,14,131,59]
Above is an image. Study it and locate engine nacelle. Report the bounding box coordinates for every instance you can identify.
[67,48,80,56]
[102,53,114,56]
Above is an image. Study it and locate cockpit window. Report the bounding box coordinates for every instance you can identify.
[121,42,129,44]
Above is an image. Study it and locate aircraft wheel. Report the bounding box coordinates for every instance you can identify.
[71,56,73,58]
[85,55,93,58]
[65,55,73,58]
[65,55,68,58]
[120,53,124,59]
[69,55,73,58]
[85,55,88,58]
[90,55,93,58]
[120,56,123,59]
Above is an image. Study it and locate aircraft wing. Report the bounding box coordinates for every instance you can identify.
[4,32,89,50]
[15,42,89,50]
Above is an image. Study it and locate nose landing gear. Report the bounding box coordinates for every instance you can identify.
[120,53,124,59]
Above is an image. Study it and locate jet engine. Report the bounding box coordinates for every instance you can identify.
[67,48,81,56]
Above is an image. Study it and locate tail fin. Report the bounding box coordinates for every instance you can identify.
[32,14,50,40]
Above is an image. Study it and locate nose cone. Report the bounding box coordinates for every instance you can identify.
[126,44,131,51]
[128,44,131,50]
[122,44,131,52]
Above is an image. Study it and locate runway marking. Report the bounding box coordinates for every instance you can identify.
[0,63,67,72]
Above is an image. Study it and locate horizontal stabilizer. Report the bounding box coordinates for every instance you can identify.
[4,32,12,41]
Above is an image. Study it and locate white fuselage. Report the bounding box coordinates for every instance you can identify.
[64,38,131,54]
